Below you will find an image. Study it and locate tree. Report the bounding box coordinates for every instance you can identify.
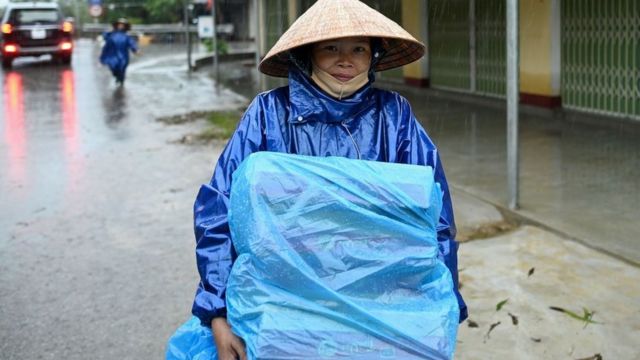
[145,0,183,23]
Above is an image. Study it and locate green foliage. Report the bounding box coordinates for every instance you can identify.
[145,0,183,23]
[202,38,229,55]
[196,110,242,141]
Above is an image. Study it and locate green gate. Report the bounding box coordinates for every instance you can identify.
[475,0,506,97]
[562,0,640,119]
[265,0,288,52]
[428,0,470,90]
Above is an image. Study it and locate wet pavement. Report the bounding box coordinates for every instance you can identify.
[0,40,246,359]
[400,89,640,265]
[456,225,640,360]
[1,38,638,359]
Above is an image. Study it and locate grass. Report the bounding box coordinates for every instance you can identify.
[549,306,600,328]
[157,109,245,144]
[194,110,243,141]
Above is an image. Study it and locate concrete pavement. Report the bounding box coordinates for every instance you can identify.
[451,189,639,359]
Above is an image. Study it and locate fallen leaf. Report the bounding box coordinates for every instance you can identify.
[496,299,508,312]
[484,321,501,341]
[575,354,602,360]
[508,312,519,326]
[549,306,599,327]
[531,337,542,343]
[467,320,479,328]
[528,267,535,277]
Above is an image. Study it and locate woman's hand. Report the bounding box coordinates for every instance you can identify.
[212,317,247,360]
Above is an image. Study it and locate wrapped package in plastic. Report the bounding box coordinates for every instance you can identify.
[226,152,459,359]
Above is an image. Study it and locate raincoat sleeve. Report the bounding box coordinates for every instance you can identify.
[128,35,138,53]
[192,97,266,327]
[395,97,468,323]
[99,32,111,65]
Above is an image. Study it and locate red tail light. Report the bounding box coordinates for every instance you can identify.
[59,42,73,51]
[62,21,73,32]
[1,23,12,34]
[4,44,18,53]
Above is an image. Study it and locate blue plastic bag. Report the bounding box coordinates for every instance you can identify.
[167,152,459,359]
[166,316,217,360]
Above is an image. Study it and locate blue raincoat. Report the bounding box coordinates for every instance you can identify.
[192,67,468,327]
[99,30,137,83]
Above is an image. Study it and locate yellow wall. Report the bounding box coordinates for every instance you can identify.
[401,0,427,79]
[287,0,298,26]
[520,0,556,96]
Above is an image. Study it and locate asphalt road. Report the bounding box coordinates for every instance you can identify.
[0,39,246,359]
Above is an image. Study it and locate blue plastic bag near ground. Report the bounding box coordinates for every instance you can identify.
[226,152,459,359]
[166,152,459,359]
[166,316,218,360]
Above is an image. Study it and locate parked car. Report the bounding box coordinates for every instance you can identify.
[1,1,73,69]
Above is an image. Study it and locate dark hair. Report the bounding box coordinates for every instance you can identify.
[112,18,131,31]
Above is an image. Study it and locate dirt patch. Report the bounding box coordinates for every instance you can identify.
[457,220,518,242]
[157,111,213,125]
[159,109,246,145]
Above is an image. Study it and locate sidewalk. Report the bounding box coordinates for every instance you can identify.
[390,82,640,359]
[392,83,640,266]
[451,188,639,359]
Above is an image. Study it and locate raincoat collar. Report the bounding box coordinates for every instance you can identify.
[288,67,375,124]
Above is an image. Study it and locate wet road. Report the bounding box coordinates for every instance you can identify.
[2,36,639,359]
[0,40,247,359]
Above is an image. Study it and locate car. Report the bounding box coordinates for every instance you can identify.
[1,1,73,69]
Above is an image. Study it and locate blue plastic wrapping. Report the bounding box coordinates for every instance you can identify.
[166,316,218,360]
[226,152,459,359]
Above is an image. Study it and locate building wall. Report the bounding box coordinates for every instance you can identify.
[401,0,429,86]
[519,0,561,106]
[257,0,639,118]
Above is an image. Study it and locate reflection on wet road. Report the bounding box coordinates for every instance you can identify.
[0,40,246,226]
[0,39,249,360]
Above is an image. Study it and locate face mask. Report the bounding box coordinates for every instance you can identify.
[310,63,369,100]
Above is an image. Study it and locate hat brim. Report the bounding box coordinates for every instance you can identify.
[259,36,424,78]
[258,0,425,78]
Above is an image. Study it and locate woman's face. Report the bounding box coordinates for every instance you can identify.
[311,37,372,82]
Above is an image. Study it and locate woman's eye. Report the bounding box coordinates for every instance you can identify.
[323,46,338,52]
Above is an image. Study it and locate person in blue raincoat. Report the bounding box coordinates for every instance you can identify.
[190,0,467,358]
[99,18,138,85]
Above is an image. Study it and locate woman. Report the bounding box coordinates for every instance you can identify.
[99,18,138,85]
[191,1,467,358]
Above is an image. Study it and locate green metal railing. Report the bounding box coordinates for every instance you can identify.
[562,0,640,119]
[475,0,506,97]
[429,0,470,90]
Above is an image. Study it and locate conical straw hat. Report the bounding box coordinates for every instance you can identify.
[259,0,425,78]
